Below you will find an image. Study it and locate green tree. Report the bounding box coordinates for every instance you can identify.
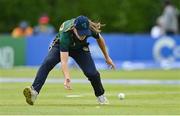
[0,0,179,33]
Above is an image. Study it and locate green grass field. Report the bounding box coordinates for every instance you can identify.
[0,67,180,115]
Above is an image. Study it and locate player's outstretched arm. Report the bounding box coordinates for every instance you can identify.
[60,51,72,90]
[96,34,116,70]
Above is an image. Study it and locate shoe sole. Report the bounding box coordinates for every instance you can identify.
[23,87,34,105]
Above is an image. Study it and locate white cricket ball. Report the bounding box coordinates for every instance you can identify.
[118,93,125,100]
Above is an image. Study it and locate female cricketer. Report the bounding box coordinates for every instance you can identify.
[23,15,115,105]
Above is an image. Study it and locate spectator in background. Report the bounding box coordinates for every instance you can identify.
[151,16,165,39]
[12,21,33,38]
[34,15,55,35]
[161,0,179,35]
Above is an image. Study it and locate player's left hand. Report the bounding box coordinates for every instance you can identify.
[106,57,116,70]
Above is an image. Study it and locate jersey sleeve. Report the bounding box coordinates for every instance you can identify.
[91,31,100,39]
[60,32,71,52]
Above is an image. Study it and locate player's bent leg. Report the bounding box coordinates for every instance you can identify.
[71,50,109,104]
[23,44,60,105]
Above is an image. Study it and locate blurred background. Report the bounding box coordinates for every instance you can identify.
[0,0,180,70]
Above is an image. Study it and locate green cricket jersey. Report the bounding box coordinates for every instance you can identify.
[57,18,100,52]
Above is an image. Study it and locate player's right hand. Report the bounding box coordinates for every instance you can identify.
[64,78,72,90]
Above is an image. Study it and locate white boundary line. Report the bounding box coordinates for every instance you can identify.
[1,77,180,85]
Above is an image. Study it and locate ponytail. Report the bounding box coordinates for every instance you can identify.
[88,19,105,33]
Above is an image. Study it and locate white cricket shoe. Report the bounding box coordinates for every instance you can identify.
[23,86,38,105]
[97,95,109,105]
